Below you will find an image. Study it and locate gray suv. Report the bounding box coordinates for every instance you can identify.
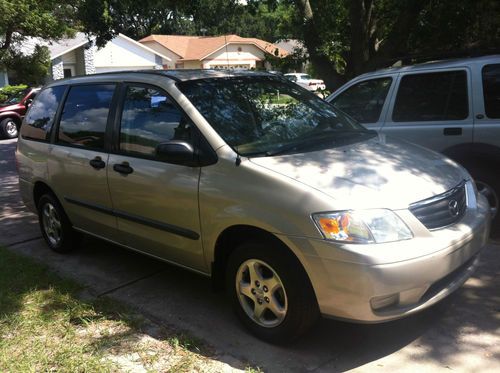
[16,70,490,343]
[327,56,500,235]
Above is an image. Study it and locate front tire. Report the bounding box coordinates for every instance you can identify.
[37,194,79,253]
[226,241,319,344]
[0,118,18,139]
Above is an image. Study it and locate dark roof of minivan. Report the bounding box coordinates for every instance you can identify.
[59,69,277,84]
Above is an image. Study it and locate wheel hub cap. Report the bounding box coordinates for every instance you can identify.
[42,203,62,246]
[5,121,17,136]
[235,259,288,328]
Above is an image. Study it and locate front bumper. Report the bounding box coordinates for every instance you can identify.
[280,193,490,323]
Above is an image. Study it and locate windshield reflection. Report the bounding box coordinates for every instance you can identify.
[179,76,374,157]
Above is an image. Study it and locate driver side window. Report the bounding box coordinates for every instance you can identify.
[119,85,192,158]
[332,77,392,123]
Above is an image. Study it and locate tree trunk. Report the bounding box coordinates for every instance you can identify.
[347,0,374,77]
[1,28,14,50]
[365,0,432,71]
[295,0,345,90]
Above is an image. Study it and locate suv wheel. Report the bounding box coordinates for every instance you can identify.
[37,194,80,253]
[0,118,18,139]
[227,241,319,343]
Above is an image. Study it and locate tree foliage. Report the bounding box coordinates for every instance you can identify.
[0,0,76,83]
[291,0,500,88]
[76,0,296,47]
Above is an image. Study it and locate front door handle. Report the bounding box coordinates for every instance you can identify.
[89,156,105,169]
[113,163,134,175]
[443,127,462,136]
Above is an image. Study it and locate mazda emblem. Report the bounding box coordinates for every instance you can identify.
[448,199,460,217]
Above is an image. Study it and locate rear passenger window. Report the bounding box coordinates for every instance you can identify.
[393,71,468,122]
[332,78,392,123]
[58,84,115,149]
[119,85,192,157]
[21,86,66,141]
[482,64,500,119]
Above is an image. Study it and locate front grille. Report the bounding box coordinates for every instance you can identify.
[409,181,467,230]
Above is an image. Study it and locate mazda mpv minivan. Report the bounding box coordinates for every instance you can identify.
[16,70,490,343]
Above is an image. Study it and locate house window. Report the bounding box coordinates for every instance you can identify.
[63,69,72,78]
[212,64,250,70]
[175,63,184,69]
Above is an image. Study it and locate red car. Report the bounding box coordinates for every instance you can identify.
[0,88,39,139]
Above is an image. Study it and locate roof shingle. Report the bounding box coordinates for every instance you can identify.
[140,34,288,61]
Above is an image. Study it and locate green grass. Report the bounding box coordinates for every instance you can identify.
[0,246,250,372]
[0,247,115,372]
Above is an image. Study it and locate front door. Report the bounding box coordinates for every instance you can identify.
[107,84,205,271]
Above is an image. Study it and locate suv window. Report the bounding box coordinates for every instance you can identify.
[393,70,468,122]
[332,78,392,123]
[58,84,115,149]
[482,64,500,119]
[119,85,192,157]
[21,86,66,141]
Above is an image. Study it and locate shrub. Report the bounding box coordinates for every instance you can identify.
[0,84,29,103]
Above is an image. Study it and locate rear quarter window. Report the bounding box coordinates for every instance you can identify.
[482,64,500,119]
[21,86,67,141]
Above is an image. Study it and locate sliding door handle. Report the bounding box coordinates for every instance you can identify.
[89,156,105,169]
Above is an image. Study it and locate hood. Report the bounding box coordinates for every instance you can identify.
[0,103,18,111]
[249,135,468,210]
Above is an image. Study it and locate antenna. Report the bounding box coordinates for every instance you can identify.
[224,34,230,70]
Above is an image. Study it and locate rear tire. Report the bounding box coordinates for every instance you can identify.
[37,194,80,253]
[226,240,319,344]
[0,118,18,139]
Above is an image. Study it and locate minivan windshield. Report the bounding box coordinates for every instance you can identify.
[178,76,375,157]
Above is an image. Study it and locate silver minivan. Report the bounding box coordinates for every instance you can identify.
[16,70,490,343]
[327,55,500,235]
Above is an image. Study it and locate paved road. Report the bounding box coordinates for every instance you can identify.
[1,138,499,372]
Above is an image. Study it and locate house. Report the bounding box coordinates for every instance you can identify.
[275,39,309,73]
[0,71,8,87]
[3,33,171,86]
[139,34,288,70]
[47,33,171,79]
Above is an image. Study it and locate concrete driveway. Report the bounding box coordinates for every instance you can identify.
[1,138,499,372]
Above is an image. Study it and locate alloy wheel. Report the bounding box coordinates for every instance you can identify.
[42,202,62,247]
[5,120,17,137]
[235,259,288,328]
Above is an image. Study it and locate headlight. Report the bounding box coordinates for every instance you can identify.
[312,209,413,244]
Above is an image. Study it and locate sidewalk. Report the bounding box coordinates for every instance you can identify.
[2,138,499,372]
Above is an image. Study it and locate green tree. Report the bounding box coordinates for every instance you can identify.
[0,0,76,83]
[292,0,500,88]
[76,0,295,45]
[5,45,51,85]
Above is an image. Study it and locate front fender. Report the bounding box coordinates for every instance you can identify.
[0,111,22,124]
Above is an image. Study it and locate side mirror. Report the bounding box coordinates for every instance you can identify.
[156,140,195,165]
[25,99,33,107]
